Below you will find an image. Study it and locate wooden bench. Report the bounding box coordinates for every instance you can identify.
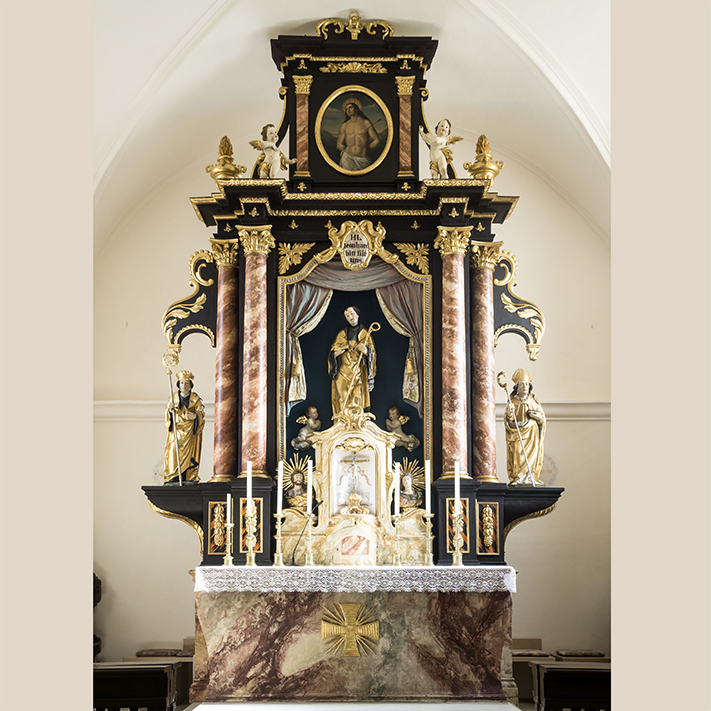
[93,660,184,711]
[529,660,611,711]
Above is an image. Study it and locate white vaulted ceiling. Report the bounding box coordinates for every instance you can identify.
[93,0,610,256]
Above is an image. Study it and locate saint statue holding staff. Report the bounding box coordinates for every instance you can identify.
[329,306,377,415]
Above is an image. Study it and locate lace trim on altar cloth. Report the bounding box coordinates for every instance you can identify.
[194,565,516,594]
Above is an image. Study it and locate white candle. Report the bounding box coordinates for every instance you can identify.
[394,462,400,516]
[246,460,253,514]
[226,493,231,526]
[277,461,283,516]
[306,460,313,513]
[425,460,431,515]
[454,460,461,515]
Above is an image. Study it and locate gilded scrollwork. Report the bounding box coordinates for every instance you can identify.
[278,242,315,275]
[393,243,430,274]
[315,219,399,271]
[316,10,393,41]
[493,249,546,361]
[161,249,217,354]
[321,61,387,74]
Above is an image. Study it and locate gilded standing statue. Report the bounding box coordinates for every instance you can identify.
[164,371,205,484]
[503,369,546,486]
[329,306,376,415]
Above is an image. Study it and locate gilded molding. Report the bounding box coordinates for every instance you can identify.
[434,225,472,256]
[332,405,376,430]
[293,75,314,94]
[147,500,204,557]
[395,76,416,95]
[238,226,275,256]
[316,10,394,40]
[208,238,240,267]
[394,243,430,274]
[470,240,503,270]
[321,61,387,74]
[278,242,315,275]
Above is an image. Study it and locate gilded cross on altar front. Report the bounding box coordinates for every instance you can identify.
[321,603,380,657]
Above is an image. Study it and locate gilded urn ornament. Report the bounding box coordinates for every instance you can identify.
[205,135,246,181]
[463,135,505,182]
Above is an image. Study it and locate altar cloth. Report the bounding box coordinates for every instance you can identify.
[194,565,516,593]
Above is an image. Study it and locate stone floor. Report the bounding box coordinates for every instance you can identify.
[181,703,529,710]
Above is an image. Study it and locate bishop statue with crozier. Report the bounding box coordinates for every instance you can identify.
[329,306,376,416]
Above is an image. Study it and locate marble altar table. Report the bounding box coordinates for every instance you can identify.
[190,566,516,704]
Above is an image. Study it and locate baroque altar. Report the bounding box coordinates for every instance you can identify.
[142,10,563,705]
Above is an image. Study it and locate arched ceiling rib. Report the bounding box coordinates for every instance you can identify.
[94,1,610,256]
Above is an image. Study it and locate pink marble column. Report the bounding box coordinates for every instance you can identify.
[434,226,472,477]
[238,227,275,476]
[395,76,415,176]
[470,241,503,482]
[293,76,313,177]
[208,239,240,482]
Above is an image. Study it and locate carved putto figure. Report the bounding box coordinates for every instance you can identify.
[386,406,420,452]
[250,124,296,179]
[503,369,546,486]
[291,405,321,451]
[418,119,462,179]
[163,371,205,485]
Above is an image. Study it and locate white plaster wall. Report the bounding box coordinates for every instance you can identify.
[93,156,610,660]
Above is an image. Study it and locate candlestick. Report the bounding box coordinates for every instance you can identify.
[244,503,257,567]
[423,512,434,566]
[454,460,461,515]
[425,460,431,515]
[246,461,253,513]
[222,521,234,566]
[273,511,285,566]
[394,462,400,516]
[277,461,283,516]
[226,493,231,526]
[392,512,402,565]
[306,459,313,514]
[304,513,315,565]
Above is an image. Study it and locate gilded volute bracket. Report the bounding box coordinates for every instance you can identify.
[238,226,276,256]
[208,237,240,267]
[434,225,473,257]
[315,219,399,271]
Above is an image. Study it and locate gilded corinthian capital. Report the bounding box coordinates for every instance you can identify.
[434,226,472,257]
[209,238,240,267]
[395,76,415,95]
[470,240,504,270]
[293,75,313,94]
[238,226,275,256]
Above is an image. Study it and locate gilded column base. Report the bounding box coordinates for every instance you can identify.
[476,474,501,483]
[208,473,236,483]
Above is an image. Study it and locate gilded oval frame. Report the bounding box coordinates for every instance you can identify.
[315,85,393,176]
